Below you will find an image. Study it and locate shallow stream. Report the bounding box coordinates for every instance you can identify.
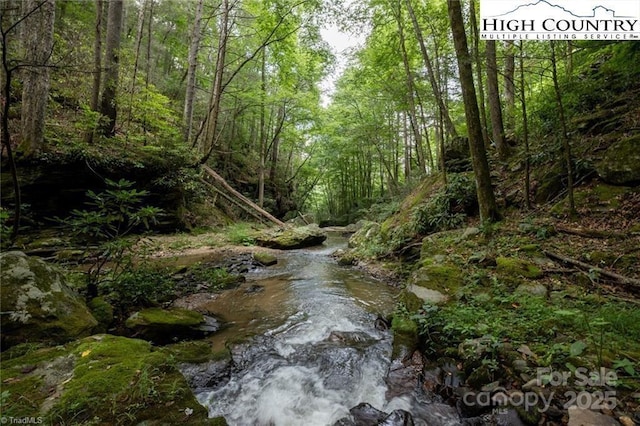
[194,235,461,425]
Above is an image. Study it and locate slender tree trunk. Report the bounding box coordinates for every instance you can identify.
[19,0,55,157]
[504,40,516,133]
[85,0,103,144]
[201,0,230,163]
[519,41,531,210]
[395,7,425,176]
[258,50,266,207]
[1,32,20,241]
[183,0,203,143]
[126,0,146,140]
[269,103,285,183]
[469,0,489,147]
[405,0,457,139]
[486,40,508,159]
[90,0,103,112]
[447,0,499,224]
[551,41,576,216]
[98,0,124,137]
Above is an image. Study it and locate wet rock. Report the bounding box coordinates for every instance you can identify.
[245,284,265,294]
[386,351,424,399]
[179,359,233,393]
[253,252,277,266]
[380,410,414,426]
[349,402,387,425]
[567,406,620,426]
[125,307,220,344]
[619,416,635,426]
[0,251,97,349]
[255,225,327,249]
[597,134,640,185]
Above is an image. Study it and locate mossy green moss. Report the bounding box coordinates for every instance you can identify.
[496,257,543,279]
[88,296,114,333]
[126,307,204,328]
[163,340,230,364]
[412,261,463,295]
[16,335,214,425]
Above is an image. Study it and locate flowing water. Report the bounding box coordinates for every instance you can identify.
[194,235,461,426]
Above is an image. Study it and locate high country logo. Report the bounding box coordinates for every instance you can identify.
[480,0,640,40]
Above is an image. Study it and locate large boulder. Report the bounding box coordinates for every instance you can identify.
[1,334,220,424]
[255,224,327,249]
[597,135,640,185]
[0,251,97,349]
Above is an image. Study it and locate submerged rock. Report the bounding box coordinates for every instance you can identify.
[0,251,97,349]
[255,224,327,249]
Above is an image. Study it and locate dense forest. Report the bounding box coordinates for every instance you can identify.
[1,0,640,425]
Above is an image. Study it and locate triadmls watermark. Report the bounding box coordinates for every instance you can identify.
[463,367,618,413]
[0,417,43,425]
[480,0,640,40]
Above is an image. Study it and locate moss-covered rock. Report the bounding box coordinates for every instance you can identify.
[410,261,463,297]
[597,134,640,185]
[253,251,278,266]
[87,297,114,333]
[125,307,219,344]
[255,225,327,249]
[0,251,97,349]
[496,257,543,279]
[0,334,215,424]
[391,315,419,360]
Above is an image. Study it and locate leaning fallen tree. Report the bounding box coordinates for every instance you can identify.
[201,165,286,227]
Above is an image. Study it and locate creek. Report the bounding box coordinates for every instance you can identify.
[193,234,461,425]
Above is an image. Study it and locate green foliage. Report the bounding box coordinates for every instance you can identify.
[102,267,174,309]
[58,179,162,299]
[62,178,162,241]
[411,173,476,235]
[0,207,13,248]
[225,223,257,246]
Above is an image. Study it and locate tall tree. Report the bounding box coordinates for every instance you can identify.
[550,41,576,216]
[98,0,124,137]
[486,40,508,158]
[404,0,457,140]
[394,3,425,176]
[183,0,204,143]
[468,0,489,147]
[504,41,516,133]
[201,0,231,162]
[447,0,499,223]
[19,0,55,157]
[85,0,104,144]
[519,41,531,210]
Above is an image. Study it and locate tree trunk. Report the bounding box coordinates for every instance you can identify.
[19,0,55,157]
[551,41,576,216]
[183,0,203,143]
[519,41,531,210]
[486,40,508,159]
[468,0,489,147]
[258,49,266,207]
[85,0,103,144]
[98,0,124,137]
[201,0,230,163]
[447,0,499,224]
[395,6,425,176]
[405,0,457,140]
[126,0,146,140]
[504,40,516,133]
